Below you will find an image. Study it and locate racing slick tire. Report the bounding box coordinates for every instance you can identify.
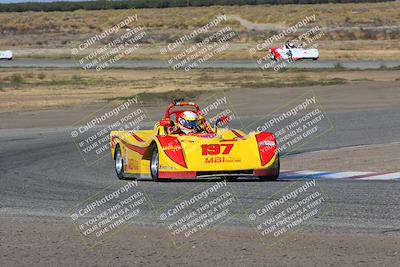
[259,156,280,181]
[150,145,161,182]
[114,145,126,180]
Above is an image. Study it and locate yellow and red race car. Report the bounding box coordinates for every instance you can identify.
[110,101,279,181]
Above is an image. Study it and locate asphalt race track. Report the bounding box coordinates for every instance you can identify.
[1,108,400,234]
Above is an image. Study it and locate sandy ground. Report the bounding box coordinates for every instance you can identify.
[1,220,399,267]
[1,68,398,111]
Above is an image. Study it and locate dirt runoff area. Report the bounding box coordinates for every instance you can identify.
[0,220,399,266]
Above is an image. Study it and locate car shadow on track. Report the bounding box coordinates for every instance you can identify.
[123,177,288,183]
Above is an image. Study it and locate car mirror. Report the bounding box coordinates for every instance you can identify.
[215,115,230,127]
[159,119,171,127]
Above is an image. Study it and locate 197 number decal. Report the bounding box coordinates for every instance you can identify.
[201,144,233,155]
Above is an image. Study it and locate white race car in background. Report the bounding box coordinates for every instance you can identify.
[0,50,13,60]
[268,46,318,61]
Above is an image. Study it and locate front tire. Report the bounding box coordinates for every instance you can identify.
[150,145,161,182]
[259,156,280,181]
[114,146,125,180]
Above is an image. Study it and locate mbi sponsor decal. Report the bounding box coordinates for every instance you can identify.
[205,156,241,163]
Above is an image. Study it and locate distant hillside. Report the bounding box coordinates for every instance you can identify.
[0,0,395,13]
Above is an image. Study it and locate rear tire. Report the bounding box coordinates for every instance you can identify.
[259,156,280,181]
[114,146,125,180]
[150,145,161,182]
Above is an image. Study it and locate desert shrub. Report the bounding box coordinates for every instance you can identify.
[9,74,24,84]
[37,73,46,80]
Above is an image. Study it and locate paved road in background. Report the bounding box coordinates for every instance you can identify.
[1,59,399,69]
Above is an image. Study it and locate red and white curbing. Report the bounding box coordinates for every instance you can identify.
[279,170,400,181]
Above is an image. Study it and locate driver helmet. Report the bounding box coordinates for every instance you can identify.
[177,111,199,134]
[288,42,295,48]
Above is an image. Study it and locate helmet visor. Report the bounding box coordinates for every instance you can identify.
[182,120,198,129]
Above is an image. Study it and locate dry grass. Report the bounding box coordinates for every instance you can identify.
[1,3,398,33]
[0,2,400,60]
[0,68,398,111]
